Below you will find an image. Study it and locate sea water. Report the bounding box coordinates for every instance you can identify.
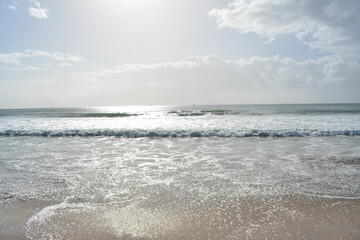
[0,104,359,239]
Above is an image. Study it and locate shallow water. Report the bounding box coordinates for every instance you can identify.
[1,104,360,239]
[1,136,360,239]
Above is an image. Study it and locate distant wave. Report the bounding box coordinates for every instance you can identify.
[167,109,360,116]
[74,113,139,118]
[1,129,359,138]
[168,111,206,116]
[1,108,359,118]
[168,110,262,116]
[295,110,360,115]
[0,111,140,118]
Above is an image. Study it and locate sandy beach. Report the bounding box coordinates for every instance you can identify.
[1,195,359,240]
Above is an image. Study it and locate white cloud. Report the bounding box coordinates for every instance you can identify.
[59,63,74,67]
[0,52,27,64]
[49,52,85,62]
[24,0,48,19]
[28,6,48,19]
[78,54,359,91]
[6,0,49,19]
[37,63,53,67]
[7,5,18,10]
[0,50,85,69]
[1,65,40,71]
[30,55,353,105]
[2,55,359,106]
[209,0,360,58]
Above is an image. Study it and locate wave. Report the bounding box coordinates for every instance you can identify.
[168,109,360,117]
[74,113,139,118]
[2,106,359,119]
[0,192,16,200]
[168,111,206,116]
[0,112,140,118]
[168,110,262,116]
[295,110,360,115]
[1,129,359,138]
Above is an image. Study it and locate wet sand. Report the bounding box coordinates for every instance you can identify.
[1,195,359,240]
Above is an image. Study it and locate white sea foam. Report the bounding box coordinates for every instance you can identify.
[0,105,359,139]
[1,136,359,204]
[1,129,360,137]
[25,197,97,240]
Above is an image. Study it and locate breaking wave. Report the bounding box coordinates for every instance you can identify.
[1,129,359,138]
[74,113,139,118]
[166,108,360,117]
[168,110,262,116]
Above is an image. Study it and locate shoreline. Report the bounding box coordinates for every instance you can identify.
[1,195,359,240]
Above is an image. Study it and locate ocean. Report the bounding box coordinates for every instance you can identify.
[0,104,359,239]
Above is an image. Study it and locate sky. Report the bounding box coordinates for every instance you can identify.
[0,0,359,108]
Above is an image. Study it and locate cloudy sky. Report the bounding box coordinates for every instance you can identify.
[1,0,359,108]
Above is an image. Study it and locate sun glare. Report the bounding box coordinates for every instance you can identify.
[102,0,160,10]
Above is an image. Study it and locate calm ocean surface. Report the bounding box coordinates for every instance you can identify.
[1,104,360,239]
